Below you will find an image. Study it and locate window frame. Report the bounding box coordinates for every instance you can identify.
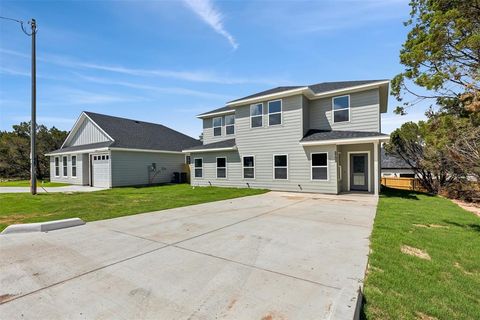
[250,103,263,129]
[311,152,329,181]
[62,155,68,177]
[54,156,60,177]
[194,157,203,179]
[213,117,222,137]
[185,155,191,165]
[268,99,282,126]
[225,114,235,135]
[242,155,255,179]
[216,157,227,179]
[71,155,77,178]
[273,154,288,180]
[332,95,350,123]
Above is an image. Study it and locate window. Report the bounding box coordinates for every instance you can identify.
[273,155,288,180]
[101,155,106,160]
[311,153,328,180]
[225,115,235,135]
[194,158,203,178]
[106,155,109,160]
[250,103,263,128]
[213,117,222,136]
[243,156,255,179]
[62,156,68,177]
[268,100,282,126]
[185,155,191,165]
[216,157,227,178]
[332,95,350,123]
[71,155,77,178]
[54,157,60,177]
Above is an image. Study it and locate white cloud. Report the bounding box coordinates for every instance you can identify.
[183,0,238,50]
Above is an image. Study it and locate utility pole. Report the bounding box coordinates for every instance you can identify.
[30,19,37,195]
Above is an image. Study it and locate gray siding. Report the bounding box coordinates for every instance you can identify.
[50,154,88,185]
[308,89,380,132]
[202,114,235,144]
[66,118,110,147]
[337,143,375,193]
[110,151,186,187]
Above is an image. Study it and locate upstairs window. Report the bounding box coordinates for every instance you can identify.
[71,155,77,178]
[225,115,235,135]
[312,153,328,180]
[333,95,350,123]
[243,156,255,179]
[54,157,60,177]
[268,100,282,126]
[194,158,203,178]
[250,103,263,128]
[216,157,227,178]
[62,156,68,177]
[273,155,288,180]
[213,117,222,136]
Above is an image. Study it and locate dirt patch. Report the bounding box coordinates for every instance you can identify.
[261,311,286,320]
[0,294,17,303]
[416,311,438,320]
[227,298,237,310]
[413,224,449,229]
[454,262,474,276]
[451,199,480,217]
[401,245,431,260]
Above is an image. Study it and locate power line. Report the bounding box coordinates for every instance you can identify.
[0,16,33,36]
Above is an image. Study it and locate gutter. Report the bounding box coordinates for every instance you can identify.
[300,135,390,146]
[182,146,238,153]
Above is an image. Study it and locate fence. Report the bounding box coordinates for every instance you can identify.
[381,177,426,192]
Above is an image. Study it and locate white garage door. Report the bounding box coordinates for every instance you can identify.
[91,154,110,188]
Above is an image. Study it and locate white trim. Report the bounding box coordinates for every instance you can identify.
[332,95,350,123]
[193,157,203,179]
[267,99,282,126]
[225,114,235,135]
[61,112,114,149]
[47,147,186,156]
[242,155,255,179]
[54,156,60,177]
[90,152,111,188]
[250,103,263,129]
[307,81,390,100]
[196,109,235,119]
[273,154,288,180]
[71,155,77,178]
[213,116,222,137]
[373,141,379,195]
[227,87,309,107]
[46,147,109,156]
[300,135,390,146]
[183,146,237,153]
[310,152,329,181]
[347,151,371,192]
[216,157,227,179]
[62,155,68,178]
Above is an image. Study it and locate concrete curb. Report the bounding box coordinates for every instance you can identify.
[1,218,85,235]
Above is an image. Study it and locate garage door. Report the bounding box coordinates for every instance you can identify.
[91,154,110,188]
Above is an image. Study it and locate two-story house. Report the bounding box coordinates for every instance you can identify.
[183,80,390,195]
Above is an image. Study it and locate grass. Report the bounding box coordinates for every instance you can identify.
[0,184,268,231]
[0,179,69,187]
[363,187,480,320]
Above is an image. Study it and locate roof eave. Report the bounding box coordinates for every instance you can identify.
[182,146,238,153]
[225,87,311,107]
[300,135,390,146]
[196,109,236,119]
[307,80,390,100]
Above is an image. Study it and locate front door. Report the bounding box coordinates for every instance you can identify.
[350,153,368,191]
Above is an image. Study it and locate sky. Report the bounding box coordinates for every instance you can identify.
[0,0,429,139]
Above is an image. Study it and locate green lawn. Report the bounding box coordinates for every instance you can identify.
[363,188,480,319]
[0,184,267,231]
[0,180,69,187]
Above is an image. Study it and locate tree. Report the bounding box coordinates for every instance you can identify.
[391,0,480,115]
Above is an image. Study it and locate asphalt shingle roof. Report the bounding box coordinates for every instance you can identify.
[197,106,234,117]
[301,129,388,142]
[48,142,114,154]
[381,148,414,169]
[183,138,236,151]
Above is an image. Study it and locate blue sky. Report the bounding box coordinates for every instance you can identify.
[0,0,428,138]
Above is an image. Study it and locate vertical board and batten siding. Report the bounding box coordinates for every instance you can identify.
[66,118,111,147]
[202,114,235,144]
[191,94,338,193]
[110,151,185,187]
[49,154,88,185]
[308,89,380,132]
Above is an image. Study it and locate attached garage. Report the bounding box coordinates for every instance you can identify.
[91,154,110,188]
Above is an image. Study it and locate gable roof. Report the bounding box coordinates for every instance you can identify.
[301,129,389,144]
[51,112,201,154]
[183,138,236,152]
[381,148,414,169]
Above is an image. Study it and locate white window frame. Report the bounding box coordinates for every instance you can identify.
[273,154,288,180]
[213,117,222,137]
[54,156,60,177]
[62,156,68,177]
[268,99,282,126]
[332,95,350,123]
[250,103,263,128]
[347,151,371,192]
[194,157,203,179]
[71,155,77,178]
[338,152,342,181]
[311,152,329,181]
[216,157,227,179]
[225,114,235,135]
[242,155,255,179]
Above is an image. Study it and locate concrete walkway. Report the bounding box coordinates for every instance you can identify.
[0,191,378,319]
[0,185,105,193]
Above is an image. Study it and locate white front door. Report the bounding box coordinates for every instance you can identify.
[91,154,110,188]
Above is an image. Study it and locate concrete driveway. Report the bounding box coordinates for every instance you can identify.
[0,192,377,320]
[0,185,105,193]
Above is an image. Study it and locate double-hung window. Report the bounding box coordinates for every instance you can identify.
[213,117,222,136]
[194,158,203,178]
[54,157,60,177]
[62,156,68,177]
[250,103,263,128]
[216,157,227,178]
[268,100,282,126]
[332,95,350,123]
[311,153,328,180]
[71,155,77,178]
[225,115,235,135]
[243,156,255,179]
[273,155,288,180]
